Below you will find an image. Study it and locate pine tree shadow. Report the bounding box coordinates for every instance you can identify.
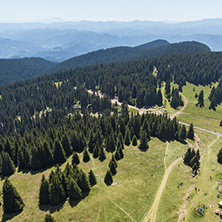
[1,211,21,222]
[68,199,81,208]
[138,147,149,152]
[179,140,187,145]
[39,201,65,213]
[68,192,89,208]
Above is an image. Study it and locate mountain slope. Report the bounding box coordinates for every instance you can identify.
[51,40,210,73]
[0,58,56,84]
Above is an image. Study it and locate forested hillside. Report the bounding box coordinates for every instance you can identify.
[0,51,221,138]
[0,58,55,84]
[50,41,210,73]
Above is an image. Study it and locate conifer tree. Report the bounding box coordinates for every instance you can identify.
[157,89,163,106]
[61,134,72,157]
[39,175,49,205]
[98,146,106,162]
[83,148,90,163]
[78,171,91,194]
[179,125,187,141]
[104,170,113,186]
[53,140,66,164]
[49,176,66,206]
[187,123,194,140]
[118,147,124,159]
[139,131,149,151]
[42,142,54,167]
[3,178,25,214]
[118,133,124,149]
[4,138,15,163]
[1,151,16,177]
[196,90,204,107]
[106,133,116,152]
[109,161,117,176]
[68,178,82,201]
[132,135,138,146]
[93,146,99,158]
[109,155,117,168]
[89,169,97,186]
[44,213,56,222]
[114,149,121,161]
[183,147,192,165]
[124,129,131,146]
[72,152,80,165]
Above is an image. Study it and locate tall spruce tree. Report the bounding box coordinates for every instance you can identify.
[72,152,80,165]
[61,134,72,157]
[49,175,66,206]
[68,178,82,201]
[124,128,131,146]
[53,140,66,164]
[1,151,16,177]
[99,146,106,162]
[179,125,187,141]
[197,90,204,107]
[109,161,117,176]
[78,171,91,194]
[139,131,149,151]
[89,169,97,186]
[132,135,138,146]
[3,178,25,214]
[83,148,90,163]
[187,123,194,140]
[39,175,49,205]
[104,170,113,186]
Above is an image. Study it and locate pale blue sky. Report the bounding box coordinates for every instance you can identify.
[0,0,222,22]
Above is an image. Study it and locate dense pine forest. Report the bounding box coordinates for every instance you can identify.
[0,58,55,85]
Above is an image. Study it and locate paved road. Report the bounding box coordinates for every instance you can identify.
[179,121,222,137]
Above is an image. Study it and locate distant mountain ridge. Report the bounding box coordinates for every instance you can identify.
[50,40,210,73]
[0,58,55,85]
[0,19,222,62]
[0,40,210,85]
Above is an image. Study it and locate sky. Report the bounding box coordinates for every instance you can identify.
[0,0,222,23]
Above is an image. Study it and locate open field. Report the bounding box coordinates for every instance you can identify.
[0,138,187,222]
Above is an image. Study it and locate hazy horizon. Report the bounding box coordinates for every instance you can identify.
[1,0,222,23]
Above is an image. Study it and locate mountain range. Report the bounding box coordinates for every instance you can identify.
[0,19,222,62]
[0,40,211,84]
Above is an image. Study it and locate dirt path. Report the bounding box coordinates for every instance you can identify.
[171,94,188,119]
[143,157,182,222]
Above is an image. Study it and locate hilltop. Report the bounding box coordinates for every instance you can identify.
[50,40,210,73]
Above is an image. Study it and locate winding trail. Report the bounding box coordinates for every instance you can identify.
[171,94,188,119]
[143,157,182,222]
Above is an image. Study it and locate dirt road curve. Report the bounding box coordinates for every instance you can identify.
[143,157,182,222]
[171,94,188,119]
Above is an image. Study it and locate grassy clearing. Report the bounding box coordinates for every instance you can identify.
[177,82,222,133]
[0,138,185,222]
